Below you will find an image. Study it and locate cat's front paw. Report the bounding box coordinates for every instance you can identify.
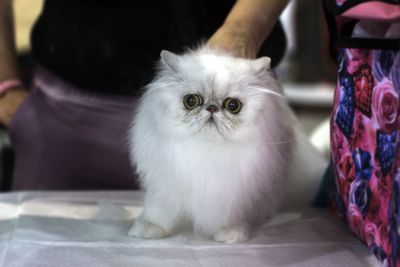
[213,226,250,244]
[128,218,169,239]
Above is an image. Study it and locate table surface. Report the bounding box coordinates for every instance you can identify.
[0,191,380,267]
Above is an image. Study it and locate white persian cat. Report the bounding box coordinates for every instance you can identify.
[128,47,327,243]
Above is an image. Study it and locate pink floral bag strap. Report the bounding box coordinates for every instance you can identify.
[329,0,400,20]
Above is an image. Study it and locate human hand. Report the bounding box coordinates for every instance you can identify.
[0,87,28,127]
[207,21,259,59]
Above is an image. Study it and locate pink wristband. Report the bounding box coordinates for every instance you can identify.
[0,79,23,96]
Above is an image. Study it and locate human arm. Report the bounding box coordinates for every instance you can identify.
[207,0,289,58]
[0,0,28,127]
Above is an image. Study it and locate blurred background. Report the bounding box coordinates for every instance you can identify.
[0,0,335,191]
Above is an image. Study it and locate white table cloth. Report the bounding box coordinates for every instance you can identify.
[0,191,380,267]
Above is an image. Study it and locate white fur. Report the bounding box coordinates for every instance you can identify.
[128,47,327,243]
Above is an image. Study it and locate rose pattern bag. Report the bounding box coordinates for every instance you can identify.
[331,48,400,267]
[325,0,400,266]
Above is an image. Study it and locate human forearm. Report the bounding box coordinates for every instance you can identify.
[0,0,27,127]
[0,0,19,81]
[208,0,289,58]
[223,0,289,51]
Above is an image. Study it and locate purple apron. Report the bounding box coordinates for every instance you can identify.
[9,67,140,190]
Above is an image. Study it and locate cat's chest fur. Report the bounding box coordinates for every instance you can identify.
[148,135,289,232]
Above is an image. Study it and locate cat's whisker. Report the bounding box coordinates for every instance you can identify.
[173,121,187,128]
[263,136,303,145]
[252,87,285,99]
[222,121,233,131]
[190,115,211,128]
[173,114,205,128]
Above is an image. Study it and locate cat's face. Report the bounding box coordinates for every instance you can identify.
[143,49,282,141]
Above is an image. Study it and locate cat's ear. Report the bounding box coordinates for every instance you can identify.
[253,57,271,74]
[160,50,180,72]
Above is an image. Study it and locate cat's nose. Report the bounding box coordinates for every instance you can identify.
[206,105,219,113]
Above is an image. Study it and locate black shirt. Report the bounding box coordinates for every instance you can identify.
[31,0,285,95]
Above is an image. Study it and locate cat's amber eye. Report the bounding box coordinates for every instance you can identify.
[223,98,242,114]
[183,94,203,110]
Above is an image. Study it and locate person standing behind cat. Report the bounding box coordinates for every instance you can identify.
[0,0,289,190]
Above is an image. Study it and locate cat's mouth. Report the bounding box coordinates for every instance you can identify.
[203,115,219,130]
[200,115,226,137]
[207,116,215,124]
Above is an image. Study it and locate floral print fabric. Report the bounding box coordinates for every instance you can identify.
[331,48,400,267]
